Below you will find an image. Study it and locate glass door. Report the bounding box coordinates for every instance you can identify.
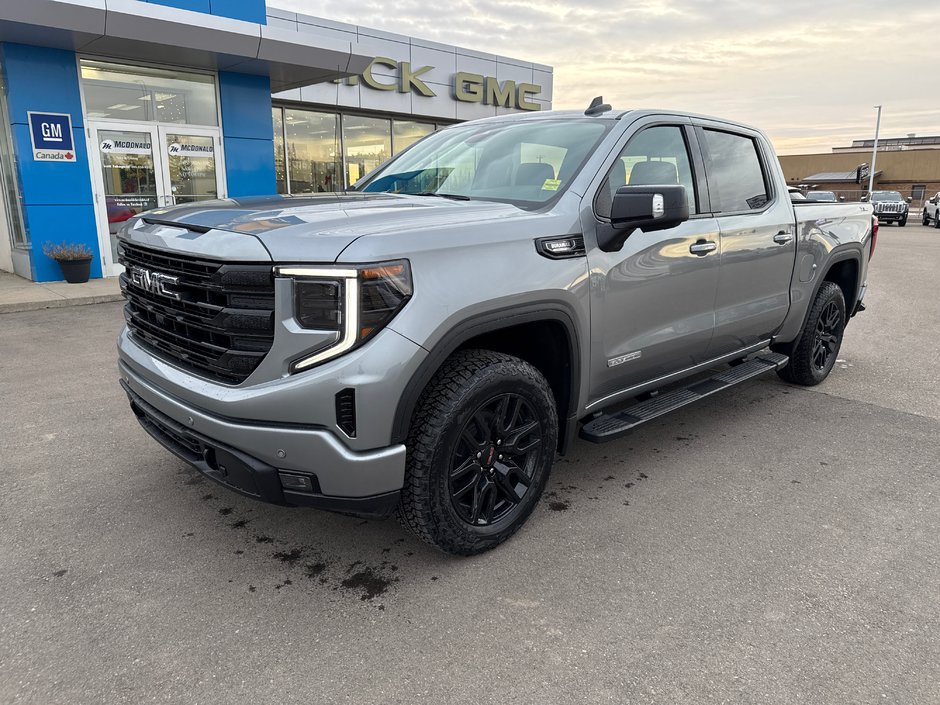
[89,124,163,276]
[159,128,221,205]
[89,123,224,276]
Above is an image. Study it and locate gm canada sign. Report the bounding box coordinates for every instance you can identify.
[336,57,543,111]
[28,112,76,162]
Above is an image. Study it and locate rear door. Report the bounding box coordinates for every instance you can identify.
[695,123,795,357]
[582,118,721,403]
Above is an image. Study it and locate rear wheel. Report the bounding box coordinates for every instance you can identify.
[397,349,558,555]
[777,281,846,386]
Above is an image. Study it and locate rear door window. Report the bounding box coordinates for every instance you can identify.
[701,129,770,212]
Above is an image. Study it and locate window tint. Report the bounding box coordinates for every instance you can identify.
[701,129,769,211]
[596,125,697,218]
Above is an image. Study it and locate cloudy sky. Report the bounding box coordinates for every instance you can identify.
[278,0,940,155]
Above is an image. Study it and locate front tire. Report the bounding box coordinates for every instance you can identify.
[397,349,558,555]
[923,209,930,226]
[777,281,846,386]
[899,216,907,227]
[935,212,940,229]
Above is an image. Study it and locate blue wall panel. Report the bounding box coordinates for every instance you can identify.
[23,204,102,282]
[223,136,275,197]
[219,71,274,197]
[2,43,100,281]
[12,125,93,206]
[145,0,211,13]
[210,0,266,24]
[2,44,84,126]
[219,72,274,140]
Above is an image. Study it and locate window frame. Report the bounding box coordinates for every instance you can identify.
[592,120,708,222]
[693,124,777,216]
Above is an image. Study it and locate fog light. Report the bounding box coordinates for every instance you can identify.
[279,472,314,492]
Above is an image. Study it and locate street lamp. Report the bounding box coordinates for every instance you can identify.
[868,105,882,196]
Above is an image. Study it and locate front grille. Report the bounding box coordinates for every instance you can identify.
[877,203,903,213]
[118,241,275,384]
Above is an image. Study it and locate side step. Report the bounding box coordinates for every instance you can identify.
[579,352,789,444]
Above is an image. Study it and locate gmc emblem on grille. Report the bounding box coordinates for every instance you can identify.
[130,266,180,301]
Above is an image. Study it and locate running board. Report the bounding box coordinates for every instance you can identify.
[579,352,789,444]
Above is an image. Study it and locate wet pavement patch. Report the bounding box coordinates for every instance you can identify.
[255,535,274,544]
[305,562,327,579]
[341,567,397,601]
[272,548,303,566]
[52,569,67,578]
[218,507,234,516]
[549,500,570,511]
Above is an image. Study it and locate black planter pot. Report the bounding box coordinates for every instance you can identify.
[57,257,93,284]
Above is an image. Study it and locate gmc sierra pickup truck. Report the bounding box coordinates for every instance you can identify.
[117,101,875,555]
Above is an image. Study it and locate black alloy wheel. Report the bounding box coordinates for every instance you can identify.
[776,281,846,386]
[449,393,542,526]
[398,349,558,555]
[812,300,842,371]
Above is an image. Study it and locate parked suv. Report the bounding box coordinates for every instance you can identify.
[867,190,909,226]
[117,104,875,554]
[922,192,940,228]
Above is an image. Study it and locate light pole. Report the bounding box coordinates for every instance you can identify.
[868,105,882,196]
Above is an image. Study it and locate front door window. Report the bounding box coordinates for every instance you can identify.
[97,129,159,263]
[164,133,219,204]
[90,124,223,276]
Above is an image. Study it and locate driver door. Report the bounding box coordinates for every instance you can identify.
[582,121,721,404]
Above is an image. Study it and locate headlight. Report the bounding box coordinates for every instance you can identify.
[276,260,412,372]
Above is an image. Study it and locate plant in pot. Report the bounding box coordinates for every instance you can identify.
[42,241,95,284]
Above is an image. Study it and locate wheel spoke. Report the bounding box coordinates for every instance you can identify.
[480,484,498,524]
[451,456,481,479]
[492,462,528,504]
[492,395,511,436]
[503,420,539,455]
[469,481,484,524]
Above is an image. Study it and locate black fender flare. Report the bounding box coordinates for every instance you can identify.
[774,245,863,351]
[390,302,583,452]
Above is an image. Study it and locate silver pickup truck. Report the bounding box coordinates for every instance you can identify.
[116,101,876,555]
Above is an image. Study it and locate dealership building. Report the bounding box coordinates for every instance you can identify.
[0,0,553,281]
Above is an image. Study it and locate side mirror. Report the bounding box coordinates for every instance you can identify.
[860,195,869,202]
[599,185,689,251]
[906,196,913,203]
[839,196,845,201]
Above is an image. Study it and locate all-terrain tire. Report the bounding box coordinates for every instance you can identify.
[935,212,940,229]
[923,209,930,226]
[899,216,907,227]
[397,349,558,555]
[777,281,846,386]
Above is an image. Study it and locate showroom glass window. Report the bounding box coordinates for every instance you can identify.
[0,64,27,246]
[80,60,218,125]
[343,115,392,186]
[283,108,342,193]
[392,120,434,154]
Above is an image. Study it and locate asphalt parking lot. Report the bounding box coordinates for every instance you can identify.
[2,224,938,704]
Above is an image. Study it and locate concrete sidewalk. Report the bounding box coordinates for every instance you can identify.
[0,270,122,314]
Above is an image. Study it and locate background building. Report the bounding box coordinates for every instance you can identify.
[0,1,553,281]
[780,137,940,204]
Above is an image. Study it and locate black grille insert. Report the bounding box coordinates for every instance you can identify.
[119,241,274,384]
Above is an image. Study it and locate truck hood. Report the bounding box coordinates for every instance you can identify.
[130,193,527,262]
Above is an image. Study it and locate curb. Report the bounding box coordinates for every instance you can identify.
[0,293,124,315]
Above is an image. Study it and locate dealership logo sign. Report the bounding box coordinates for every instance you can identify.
[336,57,544,111]
[28,111,77,162]
[168,142,214,157]
[100,139,152,155]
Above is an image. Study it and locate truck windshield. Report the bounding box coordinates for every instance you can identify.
[357,119,611,207]
[871,191,903,201]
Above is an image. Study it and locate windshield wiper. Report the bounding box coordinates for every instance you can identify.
[412,192,472,201]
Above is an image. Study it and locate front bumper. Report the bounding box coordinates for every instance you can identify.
[120,359,407,516]
[874,211,907,221]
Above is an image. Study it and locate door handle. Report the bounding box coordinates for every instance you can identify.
[773,231,793,245]
[689,240,717,256]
